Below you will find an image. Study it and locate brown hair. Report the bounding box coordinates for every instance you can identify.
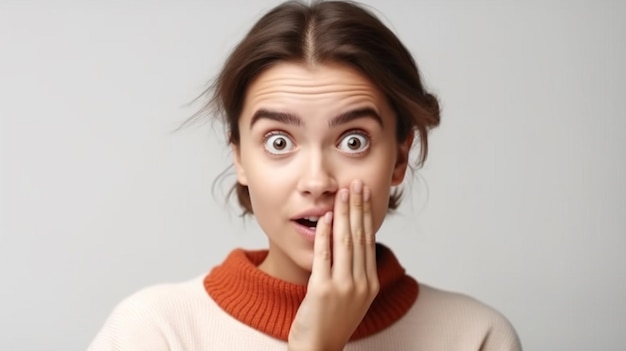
[195,0,440,215]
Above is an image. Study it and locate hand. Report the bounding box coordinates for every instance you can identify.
[288,180,380,351]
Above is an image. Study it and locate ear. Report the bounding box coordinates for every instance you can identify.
[231,143,248,186]
[391,133,414,185]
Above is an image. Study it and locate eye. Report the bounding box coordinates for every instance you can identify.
[337,132,369,154]
[263,132,295,155]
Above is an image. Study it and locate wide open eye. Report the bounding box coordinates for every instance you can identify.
[337,132,370,154]
[263,132,295,155]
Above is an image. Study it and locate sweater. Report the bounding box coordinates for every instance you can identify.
[88,245,521,350]
[203,244,419,341]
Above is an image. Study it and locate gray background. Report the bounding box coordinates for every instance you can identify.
[1,0,625,350]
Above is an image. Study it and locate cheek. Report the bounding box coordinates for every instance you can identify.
[368,182,393,234]
[247,181,284,228]
[352,154,397,233]
[241,155,293,210]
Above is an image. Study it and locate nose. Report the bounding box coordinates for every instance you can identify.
[296,151,338,198]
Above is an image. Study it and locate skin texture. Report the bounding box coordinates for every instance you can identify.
[232,61,413,349]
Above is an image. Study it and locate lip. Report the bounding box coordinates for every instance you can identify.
[291,207,333,242]
[290,208,333,221]
[292,221,317,242]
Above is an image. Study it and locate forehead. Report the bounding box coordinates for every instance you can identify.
[240,62,393,122]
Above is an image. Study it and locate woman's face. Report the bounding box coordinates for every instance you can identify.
[233,62,412,284]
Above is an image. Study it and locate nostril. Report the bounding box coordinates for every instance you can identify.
[299,183,338,198]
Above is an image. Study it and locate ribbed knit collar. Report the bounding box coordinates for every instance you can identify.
[204,243,419,341]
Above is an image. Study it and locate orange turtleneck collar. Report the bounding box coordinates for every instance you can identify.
[204,243,419,341]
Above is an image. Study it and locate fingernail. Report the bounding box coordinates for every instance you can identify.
[363,186,370,202]
[340,188,349,202]
[324,211,333,223]
[352,180,363,193]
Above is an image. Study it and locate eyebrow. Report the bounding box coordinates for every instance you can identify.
[249,107,384,129]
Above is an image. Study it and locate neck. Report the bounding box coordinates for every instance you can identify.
[257,242,313,285]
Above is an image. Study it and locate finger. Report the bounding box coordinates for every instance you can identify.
[363,186,378,281]
[310,211,333,284]
[332,188,352,280]
[350,180,366,280]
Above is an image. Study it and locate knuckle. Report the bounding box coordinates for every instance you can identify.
[353,228,365,238]
[340,233,353,248]
[369,281,380,295]
[354,281,368,295]
[364,233,376,246]
[336,282,354,295]
[362,199,371,211]
[316,248,331,261]
[353,230,366,246]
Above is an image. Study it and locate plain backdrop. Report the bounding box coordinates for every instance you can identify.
[1,0,624,350]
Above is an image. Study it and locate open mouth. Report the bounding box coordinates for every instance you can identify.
[295,216,319,229]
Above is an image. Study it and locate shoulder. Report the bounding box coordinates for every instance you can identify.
[417,284,511,319]
[105,275,208,323]
[404,284,522,350]
[116,276,206,311]
[87,275,211,351]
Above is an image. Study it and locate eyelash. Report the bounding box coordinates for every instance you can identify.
[260,129,372,157]
[262,130,294,156]
[337,129,371,157]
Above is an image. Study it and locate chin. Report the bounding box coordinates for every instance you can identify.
[291,254,314,279]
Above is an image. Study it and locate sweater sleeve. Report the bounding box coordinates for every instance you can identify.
[87,288,172,351]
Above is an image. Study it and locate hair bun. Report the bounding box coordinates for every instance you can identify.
[423,92,441,128]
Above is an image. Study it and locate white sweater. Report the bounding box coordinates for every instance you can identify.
[88,275,521,350]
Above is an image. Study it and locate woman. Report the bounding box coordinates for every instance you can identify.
[89,1,521,350]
